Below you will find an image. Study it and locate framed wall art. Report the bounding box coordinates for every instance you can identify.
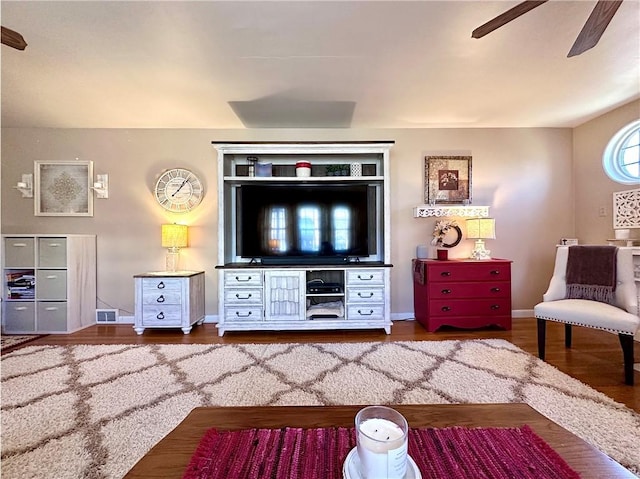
[35,160,94,216]
[424,155,472,204]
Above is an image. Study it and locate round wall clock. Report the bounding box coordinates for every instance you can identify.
[154,168,204,212]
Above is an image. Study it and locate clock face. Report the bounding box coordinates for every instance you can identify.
[154,168,204,212]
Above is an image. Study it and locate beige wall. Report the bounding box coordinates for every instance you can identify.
[2,127,575,320]
[573,99,640,244]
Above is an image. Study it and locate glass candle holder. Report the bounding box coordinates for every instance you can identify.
[355,406,408,479]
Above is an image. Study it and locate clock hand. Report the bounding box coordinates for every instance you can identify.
[172,178,189,197]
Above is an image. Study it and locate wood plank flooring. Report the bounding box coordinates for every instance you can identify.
[17,318,639,412]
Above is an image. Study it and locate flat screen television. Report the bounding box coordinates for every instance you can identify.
[237,183,376,264]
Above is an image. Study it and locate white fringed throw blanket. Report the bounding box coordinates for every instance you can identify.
[566,246,617,304]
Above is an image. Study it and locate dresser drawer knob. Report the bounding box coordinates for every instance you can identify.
[441,306,451,312]
[357,274,374,281]
[490,270,500,275]
[440,271,451,277]
[441,289,452,294]
[357,309,374,316]
[357,292,374,298]
[156,312,165,320]
[156,295,165,303]
[157,281,165,289]
[235,311,253,318]
[490,304,500,310]
[235,276,252,282]
[491,287,501,293]
[235,293,252,300]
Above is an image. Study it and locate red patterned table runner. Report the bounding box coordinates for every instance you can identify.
[183,425,580,479]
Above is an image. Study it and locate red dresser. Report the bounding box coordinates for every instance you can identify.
[413,259,512,332]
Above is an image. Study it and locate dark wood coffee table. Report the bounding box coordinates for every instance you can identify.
[124,403,635,478]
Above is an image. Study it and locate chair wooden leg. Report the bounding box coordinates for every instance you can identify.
[537,318,546,360]
[565,324,572,348]
[619,334,635,386]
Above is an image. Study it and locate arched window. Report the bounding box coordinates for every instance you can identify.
[603,119,640,185]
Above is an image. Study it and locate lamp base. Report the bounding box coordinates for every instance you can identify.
[165,249,180,272]
[470,239,491,260]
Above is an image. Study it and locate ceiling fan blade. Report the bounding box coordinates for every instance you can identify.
[1,26,27,50]
[568,0,622,57]
[472,1,548,39]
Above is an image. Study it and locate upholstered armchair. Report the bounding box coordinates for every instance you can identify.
[534,246,639,385]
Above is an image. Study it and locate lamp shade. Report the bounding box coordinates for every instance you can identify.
[466,218,496,239]
[161,224,188,248]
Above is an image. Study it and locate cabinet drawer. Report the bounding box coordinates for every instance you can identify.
[37,301,68,331]
[4,238,35,267]
[142,291,182,305]
[142,306,182,325]
[38,238,67,267]
[429,298,511,317]
[347,287,385,303]
[36,270,67,299]
[224,271,263,287]
[142,278,182,292]
[428,282,510,299]
[4,302,36,332]
[346,269,384,286]
[225,306,263,322]
[224,288,263,305]
[347,304,385,320]
[427,263,510,282]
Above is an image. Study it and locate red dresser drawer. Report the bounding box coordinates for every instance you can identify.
[428,281,510,299]
[426,261,511,282]
[429,298,511,317]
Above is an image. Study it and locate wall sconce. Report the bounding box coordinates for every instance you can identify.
[161,223,188,272]
[466,217,496,260]
[14,174,33,198]
[91,174,109,198]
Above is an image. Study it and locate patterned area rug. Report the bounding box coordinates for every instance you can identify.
[2,339,639,479]
[0,334,45,354]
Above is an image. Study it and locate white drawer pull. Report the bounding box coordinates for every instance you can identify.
[14,306,28,311]
[12,243,27,247]
[45,307,58,311]
[46,275,58,279]
[47,243,61,247]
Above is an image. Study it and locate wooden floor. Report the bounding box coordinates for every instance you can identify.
[20,318,639,412]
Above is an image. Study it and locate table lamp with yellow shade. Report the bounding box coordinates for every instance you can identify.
[161,224,188,272]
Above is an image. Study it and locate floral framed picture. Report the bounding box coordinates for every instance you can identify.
[35,161,94,216]
[424,155,472,204]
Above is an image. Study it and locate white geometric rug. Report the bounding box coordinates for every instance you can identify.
[2,339,639,479]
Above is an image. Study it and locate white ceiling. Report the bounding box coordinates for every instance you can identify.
[1,0,639,129]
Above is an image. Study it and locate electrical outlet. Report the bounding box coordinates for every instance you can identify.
[598,206,607,217]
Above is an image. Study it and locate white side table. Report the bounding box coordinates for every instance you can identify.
[134,271,205,335]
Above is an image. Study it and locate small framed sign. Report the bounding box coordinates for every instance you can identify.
[35,160,93,216]
[424,155,472,204]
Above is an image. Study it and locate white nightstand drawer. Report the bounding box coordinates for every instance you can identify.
[224,271,263,287]
[347,287,385,304]
[142,278,182,292]
[346,304,385,321]
[36,270,67,299]
[346,269,385,286]
[224,288,263,304]
[4,238,35,267]
[142,305,182,326]
[225,306,263,322]
[38,238,67,267]
[142,291,182,305]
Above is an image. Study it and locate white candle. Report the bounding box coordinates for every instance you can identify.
[357,418,408,479]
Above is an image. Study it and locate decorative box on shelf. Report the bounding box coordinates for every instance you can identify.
[413,205,490,218]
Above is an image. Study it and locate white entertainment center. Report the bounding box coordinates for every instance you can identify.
[214,141,394,336]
